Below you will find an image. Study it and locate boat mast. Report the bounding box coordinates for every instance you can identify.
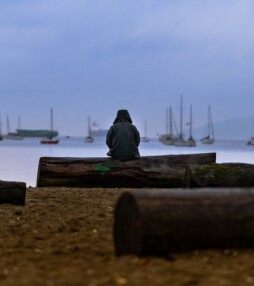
[88,116,92,137]
[209,105,215,139]
[189,105,193,139]
[172,109,178,135]
[169,106,173,139]
[166,107,169,136]
[6,115,11,134]
[144,120,147,138]
[50,108,53,139]
[179,94,183,140]
[207,105,210,137]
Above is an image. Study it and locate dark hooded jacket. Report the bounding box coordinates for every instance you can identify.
[106,110,140,162]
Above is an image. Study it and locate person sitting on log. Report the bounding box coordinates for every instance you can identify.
[106,109,140,162]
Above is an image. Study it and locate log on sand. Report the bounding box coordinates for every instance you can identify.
[188,163,254,187]
[114,188,254,257]
[36,153,216,188]
[0,180,26,205]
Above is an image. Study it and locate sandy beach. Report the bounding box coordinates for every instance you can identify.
[1,187,254,286]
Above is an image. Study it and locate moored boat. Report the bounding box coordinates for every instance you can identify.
[174,95,186,146]
[4,115,23,140]
[40,108,59,145]
[174,96,196,147]
[40,138,59,144]
[85,116,94,143]
[159,106,177,145]
[16,129,59,138]
[201,105,215,144]
[140,120,149,143]
[185,105,196,147]
[247,137,254,146]
[90,121,108,137]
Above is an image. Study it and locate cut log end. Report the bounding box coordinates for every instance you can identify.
[114,192,142,256]
[0,180,26,205]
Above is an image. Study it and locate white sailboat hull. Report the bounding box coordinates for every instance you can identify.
[141,137,149,143]
[201,137,215,144]
[174,138,196,147]
[186,138,196,147]
[85,136,94,143]
[159,134,176,145]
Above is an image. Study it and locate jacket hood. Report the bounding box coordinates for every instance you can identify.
[113,109,132,124]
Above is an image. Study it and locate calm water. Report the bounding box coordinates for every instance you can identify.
[0,137,253,187]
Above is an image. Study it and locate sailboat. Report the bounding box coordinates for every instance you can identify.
[140,120,149,142]
[185,105,196,147]
[174,96,196,147]
[246,117,254,145]
[201,105,215,144]
[40,108,59,144]
[247,137,254,146]
[13,116,23,140]
[174,95,187,146]
[84,116,94,143]
[159,106,177,145]
[3,115,22,140]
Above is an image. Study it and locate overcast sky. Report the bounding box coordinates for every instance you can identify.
[1,0,254,136]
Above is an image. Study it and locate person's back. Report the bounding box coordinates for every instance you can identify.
[106,109,140,162]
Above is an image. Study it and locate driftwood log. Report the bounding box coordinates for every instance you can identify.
[0,180,26,205]
[114,188,254,257]
[36,153,216,188]
[187,163,254,187]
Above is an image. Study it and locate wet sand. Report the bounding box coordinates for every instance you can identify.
[0,187,254,286]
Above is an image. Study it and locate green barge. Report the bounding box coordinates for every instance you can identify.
[16,129,58,138]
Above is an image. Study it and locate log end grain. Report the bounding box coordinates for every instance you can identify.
[0,180,26,205]
[114,192,142,256]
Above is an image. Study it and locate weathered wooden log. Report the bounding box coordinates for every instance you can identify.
[114,188,254,257]
[187,163,254,187]
[0,180,26,205]
[36,153,216,188]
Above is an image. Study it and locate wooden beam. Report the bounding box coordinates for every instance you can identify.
[36,153,216,188]
[0,180,26,205]
[114,188,254,257]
